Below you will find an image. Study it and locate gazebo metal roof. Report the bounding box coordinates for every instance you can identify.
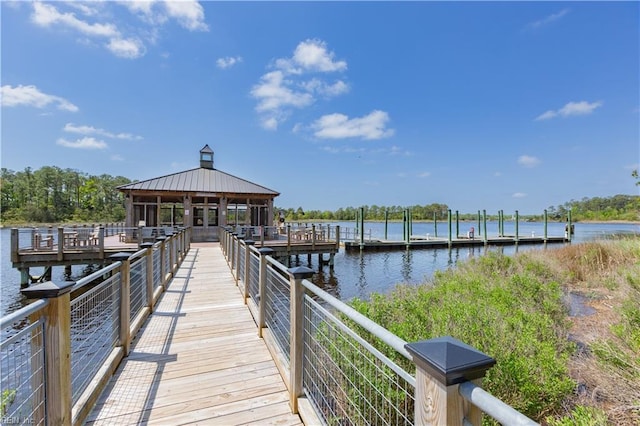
[117,167,279,196]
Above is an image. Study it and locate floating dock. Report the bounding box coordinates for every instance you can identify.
[343,235,567,252]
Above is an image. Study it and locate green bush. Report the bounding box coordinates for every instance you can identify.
[349,251,576,422]
[546,405,608,426]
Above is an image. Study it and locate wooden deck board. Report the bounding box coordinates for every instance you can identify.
[85,243,302,426]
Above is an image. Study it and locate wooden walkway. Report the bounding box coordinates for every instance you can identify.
[85,243,302,426]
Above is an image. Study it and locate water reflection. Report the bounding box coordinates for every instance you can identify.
[2,223,638,314]
[401,250,412,283]
[313,268,340,300]
[307,239,597,303]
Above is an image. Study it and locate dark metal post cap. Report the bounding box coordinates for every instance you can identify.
[155,236,167,242]
[258,247,275,256]
[109,252,133,261]
[288,266,314,279]
[405,336,496,386]
[244,239,255,245]
[140,242,154,249]
[21,281,75,299]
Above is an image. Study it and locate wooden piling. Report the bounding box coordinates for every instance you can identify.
[483,209,487,245]
[384,210,389,240]
[447,209,452,247]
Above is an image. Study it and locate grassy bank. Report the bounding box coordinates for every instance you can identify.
[348,238,640,425]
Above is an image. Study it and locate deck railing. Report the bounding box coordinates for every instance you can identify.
[221,228,538,426]
[0,227,191,425]
[11,223,125,253]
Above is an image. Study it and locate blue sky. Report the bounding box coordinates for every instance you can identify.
[2,1,638,215]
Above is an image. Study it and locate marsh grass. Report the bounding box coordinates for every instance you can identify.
[349,238,640,425]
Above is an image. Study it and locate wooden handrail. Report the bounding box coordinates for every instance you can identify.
[1,228,191,426]
[221,227,540,426]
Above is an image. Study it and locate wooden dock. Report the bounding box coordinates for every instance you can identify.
[343,235,568,251]
[85,242,302,425]
[11,233,139,267]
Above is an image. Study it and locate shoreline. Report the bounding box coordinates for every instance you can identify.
[2,219,639,228]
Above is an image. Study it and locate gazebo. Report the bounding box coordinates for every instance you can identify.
[117,145,279,242]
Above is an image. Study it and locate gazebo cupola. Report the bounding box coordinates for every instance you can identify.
[200,144,214,169]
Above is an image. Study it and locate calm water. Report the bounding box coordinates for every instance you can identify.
[2,222,638,315]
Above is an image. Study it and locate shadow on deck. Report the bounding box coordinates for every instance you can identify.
[85,243,302,425]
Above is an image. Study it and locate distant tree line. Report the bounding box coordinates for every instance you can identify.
[276,204,451,222]
[1,166,637,225]
[546,194,639,221]
[1,166,131,223]
[278,194,639,222]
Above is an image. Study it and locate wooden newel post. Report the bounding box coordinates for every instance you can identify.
[257,248,274,338]
[22,281,76,426]
[57,227,64,261]
[243,240,255,304]
[287,266,314,414]
[98,226,105,259]
[405,336,496,426]
[110,252,132,356]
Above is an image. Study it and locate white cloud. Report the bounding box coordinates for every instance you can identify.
[417,172,431,178]
[558,101,603,116]
[252,71,314,112]
[261,117,280,131]
[31,2,118,37]
[29,1,207,59]
[526,8,570,30]
[289,39,347,73]
[512,192,528,198]
[252,39,349,130]
[56,137,107,149]
[162,0,208,31]
[1,84,78,112]
[66,2,99,17]
[535,100,602,121]
[301,79,350,98]
[312,110,395,140]
[216,56,243,69]
[64,123,143,140]
[534,110,557,121]
[107,37,145,59]
[517,155,540,168]
[110,154,124,161]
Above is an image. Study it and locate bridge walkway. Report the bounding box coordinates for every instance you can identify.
[85,242,302,425]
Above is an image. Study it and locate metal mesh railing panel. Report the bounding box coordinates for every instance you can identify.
[249,252,260,302]
[302,296,415,426]
[153,247,162,289]
[130,257,147,322]
[1,318,46,425]
[70,273,121,404]
[163,243,171,280]
[264,267,291,361]
[239,244,246,283]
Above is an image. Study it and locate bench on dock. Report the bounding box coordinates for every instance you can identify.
[141,227,156,243]
[74,227,99,246]
[34,233,54,250]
